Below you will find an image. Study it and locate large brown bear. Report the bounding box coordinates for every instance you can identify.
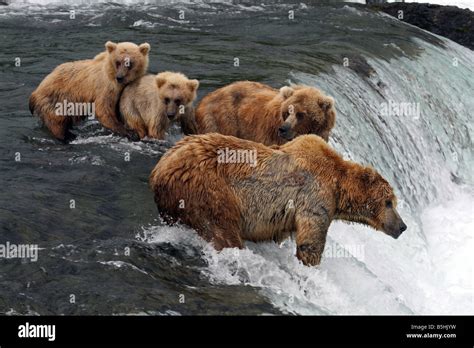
[119,71,199,139]
[195,81,336,146]
[29,41,150,141]
[150,133,406,266]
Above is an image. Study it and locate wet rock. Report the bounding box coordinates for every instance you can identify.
[367,3,474,50]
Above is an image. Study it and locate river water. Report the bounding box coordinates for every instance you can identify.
[0,0,472,315]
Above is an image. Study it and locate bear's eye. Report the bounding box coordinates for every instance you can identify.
[115,61,121,68]
[175,99,181,105]
[126,61,133,69]
[164,98,170,105]
[282,111,290,120]
[385,200,393,208]
[296,112,305,120]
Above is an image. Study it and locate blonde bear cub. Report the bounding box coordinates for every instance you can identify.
[120,71,199,139]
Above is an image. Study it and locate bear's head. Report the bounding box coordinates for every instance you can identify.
[341,168,407,239]
[105,41,150,85]
[278,85,336,142]
[156,72,199,121]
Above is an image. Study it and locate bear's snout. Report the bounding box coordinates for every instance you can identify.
[116,76,125,84]
[396,221,407,237]
[278,123,293,140]
[390,220,407,239]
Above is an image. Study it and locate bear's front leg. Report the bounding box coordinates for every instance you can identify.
[148,125,166,140]
[294,213,329,266]
[97,112,131,137]
[179,107,198,135]
[125,117,148,139]
[95,98,137,139]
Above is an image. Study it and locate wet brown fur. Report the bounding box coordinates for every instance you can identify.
[150,133,406,266]
[120,71,199,139]
[29,41,150,141]
[195,81,336,145]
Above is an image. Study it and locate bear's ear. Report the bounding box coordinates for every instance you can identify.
[156,76,167,89]
[139,43,150,56]
[360,169,378,188]
[105,41,117,53]
[187,79,199,93]
[319,96,334,112]
[279,86,294,99]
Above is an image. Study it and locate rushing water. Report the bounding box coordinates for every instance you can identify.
[0,0,472,315]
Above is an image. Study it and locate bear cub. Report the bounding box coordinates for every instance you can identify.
[120,71,199,140]
[29,41,150,141]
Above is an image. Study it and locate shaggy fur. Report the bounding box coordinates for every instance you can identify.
[29,41,150,141]
[150,133,407,266]
[120,71,199,139]
[195,81,336,145]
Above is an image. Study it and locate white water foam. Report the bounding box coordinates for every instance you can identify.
[70,134,171,157]
[139,188,473,315]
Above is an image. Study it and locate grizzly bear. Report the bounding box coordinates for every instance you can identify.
[29,41,150,141]
[119,71,199,139]
[194,81,336,146]
[149,133,406,266]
